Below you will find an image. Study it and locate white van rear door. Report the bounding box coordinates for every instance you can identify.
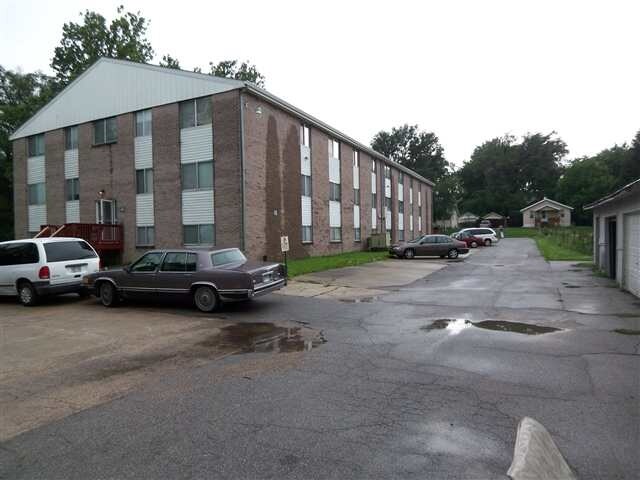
[43,240,100,285]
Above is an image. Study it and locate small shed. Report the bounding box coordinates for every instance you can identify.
[482,212,506,227]
[520,198,573,228]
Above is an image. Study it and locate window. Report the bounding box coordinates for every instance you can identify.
[354,188,360,205]
[0,242,39,266]
[385,197,391,209]
[329,139,340,159]
[28,183,45,205]
[44,241,96,262]
[372,161,377,173]
[353,151,359,167]
[398,172,403,185]
[136,168,153,194]
[27,134,45,157]
[64,126,78,150]
[354,228,361,242]
[135,109,152,137]
[372,192,377,208]
[181,161,213,190]
[130,252,164,273]
[329,183,341,201]
[65,178,79,201]
[136,226,155,247]
[93,117,117,145]
[384,166,391,179]
[184,224,214,245]
[398,200,404,214]
[330,227,341,242]
[301,175,312,196]
[179,97,212,128]
[301,125,310,147]
[302,226,312,243]
[161,252,197,272]
[211,249,246,266]
[398,230,404,241]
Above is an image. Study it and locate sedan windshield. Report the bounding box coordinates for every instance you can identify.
[211,249,247,266]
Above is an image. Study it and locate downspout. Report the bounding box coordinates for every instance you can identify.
[239,90,246,251]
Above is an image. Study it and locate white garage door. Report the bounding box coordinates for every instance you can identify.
[623,213,640,297]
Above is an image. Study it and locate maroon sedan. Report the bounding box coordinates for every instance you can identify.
[82,248,286,312]
[452,231,483,248]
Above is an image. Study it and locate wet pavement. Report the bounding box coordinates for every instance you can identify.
[1,239,638,479]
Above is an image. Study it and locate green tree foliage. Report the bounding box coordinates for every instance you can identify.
[371,124,455,220]
[51,6,154,87]
[208,60,265,87]
[159,54,180,69]
[458,133,567,225]
[0,67,56,240]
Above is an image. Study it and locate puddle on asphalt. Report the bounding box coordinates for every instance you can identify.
[339,296,377,303]
[612,328,640,335]
[198,323,326,354]
[421,318,561,335]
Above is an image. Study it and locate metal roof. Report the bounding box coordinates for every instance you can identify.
[10,58,434,187]
[583,178,640,210]
[520,197,574,213]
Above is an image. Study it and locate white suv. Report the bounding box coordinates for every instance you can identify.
[458,227,500,246]
[0,237,100,306]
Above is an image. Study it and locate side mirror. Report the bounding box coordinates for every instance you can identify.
[123,265,131,273]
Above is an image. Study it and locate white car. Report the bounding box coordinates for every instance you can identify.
[457,227,500,246]
[0,237,100,306]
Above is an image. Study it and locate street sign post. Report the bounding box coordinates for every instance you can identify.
[281,236,290,277]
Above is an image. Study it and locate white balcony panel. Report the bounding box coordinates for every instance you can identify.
[372,208,377,229]
[353,167,359,189]
[385,208,392,230]
[418,191,422,207]
[409,214,414,231]
[409,187,413,204]
[354,205,360,229]
[300,145,311,176]
[64,150,79,179]
[65,200,80,223]
[180,125,213,164]
[135,136,153,169]
[398,212,404,230]
[301,196,312,226]
[329,157,340,184]
[182,189,214,225]
[385,178,391,198]
[398,183,404,199]
[28,205,47,232]
[419,216,422,231]
[329,201,341,227]
[371,173,377,194]
[27,156,45,184]
[136,193,155,226]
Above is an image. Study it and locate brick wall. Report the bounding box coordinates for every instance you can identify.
[44,130,65,226]
[12,139,27,239]
[152,103,182,251]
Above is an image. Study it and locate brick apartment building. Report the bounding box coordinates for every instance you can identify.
[10,58,434,262]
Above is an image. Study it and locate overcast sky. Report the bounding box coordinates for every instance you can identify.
[1,0,638,166]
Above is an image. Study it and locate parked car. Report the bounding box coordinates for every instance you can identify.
[457,227,500,246]
[479,219,492,228]
[0,237,100,306]
[390,234,469,259]
[83,248,286,312]
[452,231,483,248]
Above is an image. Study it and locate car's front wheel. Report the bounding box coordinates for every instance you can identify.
[448,249,459,259]
[484,239,492,247]
[18,281,38,306]
[404,249,415,259]
[99,282,119,307]
[194,286,219,312]
[470,241,478,248]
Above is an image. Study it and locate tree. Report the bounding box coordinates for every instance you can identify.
[371,124,456,220]
[51,6,154,87]
[516,132,567,200]
[159,54,180,69]
[208,60,265,87]
[0,67,56,240]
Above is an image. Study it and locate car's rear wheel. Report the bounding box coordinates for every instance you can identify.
[448,249,459,259]
[484,239,492,247]
[194,286,219,312]
[470,241,478,248]
[18,281,38,306]
[99,282,119,307]
[404,249,415,259]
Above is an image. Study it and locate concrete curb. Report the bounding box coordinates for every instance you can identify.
[507,417,577,480]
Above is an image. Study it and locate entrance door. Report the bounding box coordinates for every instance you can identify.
[607,218,617,279]
[96,199,115,224]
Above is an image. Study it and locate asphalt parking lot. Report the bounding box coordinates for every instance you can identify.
[1,239,638,479]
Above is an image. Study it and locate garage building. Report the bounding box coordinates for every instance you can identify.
[585,178,640,298]
[10,58,434,262]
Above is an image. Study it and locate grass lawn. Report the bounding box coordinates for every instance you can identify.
[505,226,593,261]
[534,236,591,261]
[286,250,390,277]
